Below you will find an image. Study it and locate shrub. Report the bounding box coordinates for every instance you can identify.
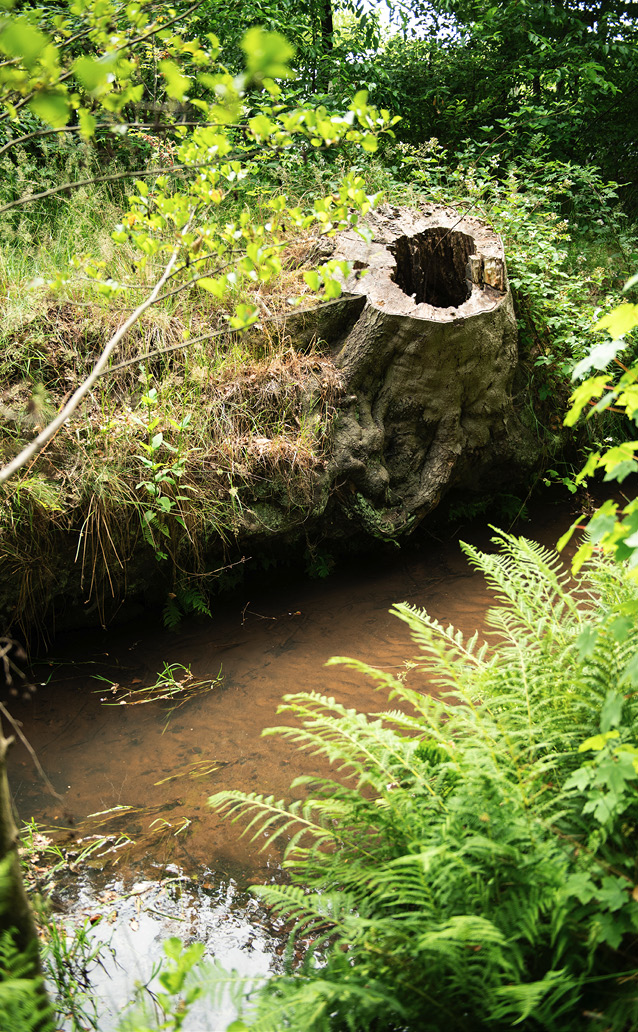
[211,532,638,1031]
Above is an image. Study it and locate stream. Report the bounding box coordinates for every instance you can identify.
[7,497,579,1029]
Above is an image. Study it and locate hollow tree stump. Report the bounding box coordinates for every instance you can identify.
[326,205,538,535]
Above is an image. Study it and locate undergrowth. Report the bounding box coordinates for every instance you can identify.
[2,137,637,639]
[0,227,343,636]
[208,531,638,1031]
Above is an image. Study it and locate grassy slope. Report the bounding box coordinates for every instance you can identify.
[0,139,634,640]
[0,148,355,636]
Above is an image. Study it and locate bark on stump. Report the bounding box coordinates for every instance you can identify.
[325,205,537,535]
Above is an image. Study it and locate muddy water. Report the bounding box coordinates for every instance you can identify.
[7,500,577,1028]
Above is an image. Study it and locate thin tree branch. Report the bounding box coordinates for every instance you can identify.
[0,161,210,215]
[0,26,92,71]
[99,325,234,374]
[60,247,244,295]
[98,296,352,375]
[0,139,269,214]
[155,263,238,300]
[0,702,62,802]
[153,241,287,303]
[124,0,203,51]
[0,241,184,484]
[0,120,228,160]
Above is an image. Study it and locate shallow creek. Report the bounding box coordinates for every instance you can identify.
[8,499,579,1028]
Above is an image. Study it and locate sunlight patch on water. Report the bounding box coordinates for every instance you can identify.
[55,864,283,1032]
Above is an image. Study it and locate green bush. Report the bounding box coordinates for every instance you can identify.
[211,532,638,1031]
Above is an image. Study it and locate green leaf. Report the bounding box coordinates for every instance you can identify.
[242,27,294,82]
[578,730,619,752]
[163,936,183,961]
[351,89,369,112]
[609,615,633,642]
[73,54,115,92]
[28,89,71,127]
[574,450,601,485]
[196,277,226,297]
[564,376,609,426]
[595,303,638,340]
[595,910,624,949]
[587,504,618,544]
[621,649,638,688]
[563,871,596,904]
[248,112,274,139]
[323,276,342,298]
[556,515,581,552]
[576,625,599,661]
[565,766,591,791]
[0,16,48,68]
[603,459,638,483]
[159,59,191,101]
[598,876,628,913]
[228,303,259,330]
[303,271,321,291]
[78,107,96,140]
[572,338,626,380]
[600,690,624,733]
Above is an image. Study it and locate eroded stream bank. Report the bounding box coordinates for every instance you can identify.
[8,496,580,1028]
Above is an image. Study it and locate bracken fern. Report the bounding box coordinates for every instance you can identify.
[209,531,638,1031]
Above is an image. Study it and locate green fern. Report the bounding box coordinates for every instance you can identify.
[209,532,638,1031]
[163,582,212,629]
[0,931,53,1032]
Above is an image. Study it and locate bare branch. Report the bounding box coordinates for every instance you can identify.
[0,242,184,484]
[0,702,62,801]
[0,121,227,160]
[98,296,347,375]
[99,325,234,374]
[0,140,268,214]
[0,161,210,215]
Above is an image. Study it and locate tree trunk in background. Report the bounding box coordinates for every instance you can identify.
[0,726,53,1029]
[313,0,333,89]
[320,0,333,54]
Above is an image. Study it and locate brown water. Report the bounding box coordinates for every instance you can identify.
[6,499,579,1028]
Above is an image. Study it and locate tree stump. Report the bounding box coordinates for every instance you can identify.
[326,205,538,535]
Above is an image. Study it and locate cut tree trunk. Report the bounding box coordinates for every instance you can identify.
[325,205,538,535]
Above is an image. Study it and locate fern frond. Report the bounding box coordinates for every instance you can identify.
[461,531,582,638]
[0,931,52,1032]
[250,883,357,939]
[391,603,493,691]
[207,791,338,854]
[489,968,578,1026]
[245,968,409,1032]
[268,691,432,791]
[211,534,638,1031]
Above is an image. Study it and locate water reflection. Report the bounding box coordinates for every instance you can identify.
[55,863,282,1031]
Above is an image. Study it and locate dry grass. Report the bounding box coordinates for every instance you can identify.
[0,231,347,639]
